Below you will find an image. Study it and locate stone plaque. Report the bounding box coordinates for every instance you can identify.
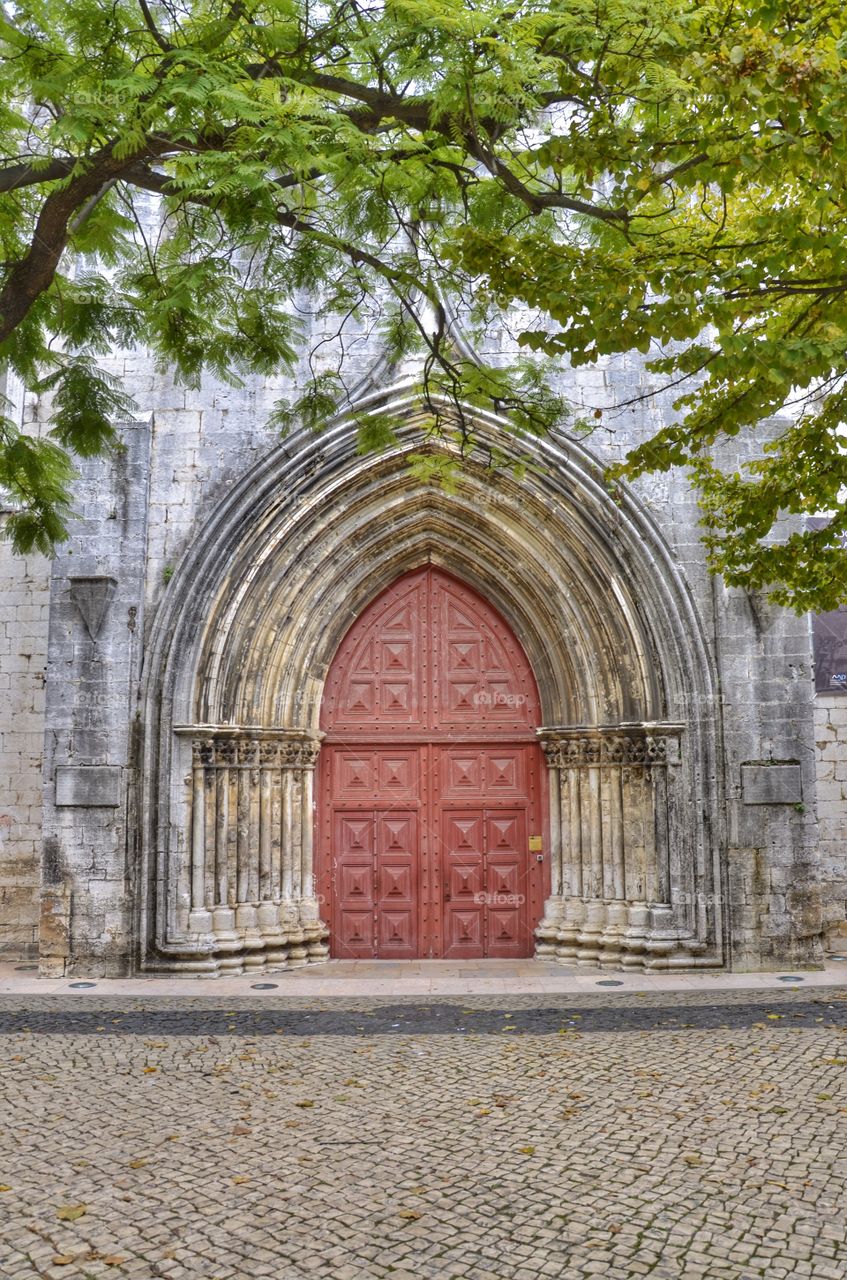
[741,764,802,806]
[55,765,121,807]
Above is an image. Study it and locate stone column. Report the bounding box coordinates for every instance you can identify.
[535,725,704,969]
[298,745,329,960]
[176,727,327,974]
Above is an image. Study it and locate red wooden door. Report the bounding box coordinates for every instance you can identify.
[318,568,545,958]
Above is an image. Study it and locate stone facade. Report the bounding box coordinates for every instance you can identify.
[0,543,49,959]
[0,308,839,973]
[814,694,847,947]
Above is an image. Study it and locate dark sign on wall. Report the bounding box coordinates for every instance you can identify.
[814,608,847,694]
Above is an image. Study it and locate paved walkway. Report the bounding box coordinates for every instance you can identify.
[1,982,847,1279]
[4,957,847,997]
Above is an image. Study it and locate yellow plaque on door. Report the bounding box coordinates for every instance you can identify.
[528,835,543,852]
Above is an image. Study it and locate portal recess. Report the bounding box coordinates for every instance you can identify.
[140,404,723,974]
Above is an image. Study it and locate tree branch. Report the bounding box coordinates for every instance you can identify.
[137,0,173,51]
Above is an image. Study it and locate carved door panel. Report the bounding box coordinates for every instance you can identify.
[334,812,376,958]
[375,811,418,958]
[441,807,530,959]
[484,810,528,958]
[441,811,486,958]
[322,574,428,732]
[320,567,546,959]
[332,807,419,958]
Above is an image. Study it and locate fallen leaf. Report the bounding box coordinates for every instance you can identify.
[231,1125,252,1135]
[518,1145,535,1155]
[102,1257,127,1267]
[51,1256,76,1266]
[128,1159,147,1169]
[142,1067,157,1075]
[397,1209,421,1221]
[682,1154,702,1166]
[294,1100,314,1109]
[232,1176,250,1185]
[0,1184,11,1192]
[56,1204,87,1221]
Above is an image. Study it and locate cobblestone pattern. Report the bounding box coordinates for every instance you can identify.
[1,991,846,1280]
[814,696,847,945]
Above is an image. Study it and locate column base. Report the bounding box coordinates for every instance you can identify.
[534,897,719,971]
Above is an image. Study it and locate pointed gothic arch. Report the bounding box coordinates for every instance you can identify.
[137,394,724,973]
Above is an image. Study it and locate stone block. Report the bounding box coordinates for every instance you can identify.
[55,766,121,807]
[39,885,71,973]
[741,764,802,805]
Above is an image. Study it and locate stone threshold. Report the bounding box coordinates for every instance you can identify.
[1,958,846,997]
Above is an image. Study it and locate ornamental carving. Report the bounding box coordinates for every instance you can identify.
[183,728,322,770]
[540,726,681,769]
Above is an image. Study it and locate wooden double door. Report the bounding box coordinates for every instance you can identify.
[317,568,546,959]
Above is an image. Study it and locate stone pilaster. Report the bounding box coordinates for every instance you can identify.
[161,727,329,974]
[535,725,714,969]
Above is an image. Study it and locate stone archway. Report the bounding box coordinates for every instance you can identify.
[138,396,724,973]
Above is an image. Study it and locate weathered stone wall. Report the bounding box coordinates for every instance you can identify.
[814,694,847,946]
[39,421,152,976]
[0,370,50,961]
[12,294,829,972]
[0,542,49,958]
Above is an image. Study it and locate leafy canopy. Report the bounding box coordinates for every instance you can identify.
[1,0,847,609]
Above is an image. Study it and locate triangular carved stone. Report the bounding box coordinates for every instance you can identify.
[69,577,117,639]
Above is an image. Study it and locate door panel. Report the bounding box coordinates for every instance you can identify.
[334,812,375,958]
[319,567,546,958]
[484,810,528,958]
[375,811,418,958]
[442,810,485,959]
[440,806,530,958]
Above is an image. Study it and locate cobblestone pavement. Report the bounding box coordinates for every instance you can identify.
[2,989,847,1280]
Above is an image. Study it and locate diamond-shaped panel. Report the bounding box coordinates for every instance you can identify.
[382,641,411,671]
[339,754,374,793]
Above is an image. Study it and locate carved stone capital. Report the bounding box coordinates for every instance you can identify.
[539,724,683,768]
